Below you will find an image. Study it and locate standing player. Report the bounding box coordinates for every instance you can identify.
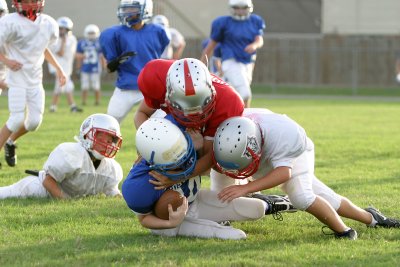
[152,15,186,60]
[213,109,400,240]
[123,116,293,239]
[49,16,82,113]
[201,0,265,108]
[0,114,123,199]
[100,0,169,123]
[76,24,105,106]
[0,0,66,167]
[0,0,8,93]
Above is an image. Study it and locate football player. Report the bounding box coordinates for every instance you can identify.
[0,114,123,199]
[0,0,9,92]
[48,16,83,113]
[152,14,186,60]
[76,24,106,106]
[122,116,294,239]
[0,0,66,167]
[134,58,248,194]
[201,0,265,108]
[213,108,400,240]
[99,0,169,123]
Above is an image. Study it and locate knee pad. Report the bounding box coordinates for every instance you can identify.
[6,113,25,132]
[287,192,316,211]
[25,115,43,131]
[195,189,265,221]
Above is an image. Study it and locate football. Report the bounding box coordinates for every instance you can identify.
[154,189,184,220]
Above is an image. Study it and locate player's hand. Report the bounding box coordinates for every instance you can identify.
[149,170,180,190]
[218,184,249,202]
[168,197,188,227]
[5,59,23,71]
[56,69,67,87]
[244,43,258,54]
[186,128,203,150]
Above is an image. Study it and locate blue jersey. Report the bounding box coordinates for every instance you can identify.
[99,24,169,90]
[122,115,201,215]
[76,39,103,74]
[210,14,265,64]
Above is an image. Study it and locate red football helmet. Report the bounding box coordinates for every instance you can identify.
[13,0,45,21]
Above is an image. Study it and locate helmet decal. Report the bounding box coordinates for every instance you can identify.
[243,135,260,159]
[183,60,196,96]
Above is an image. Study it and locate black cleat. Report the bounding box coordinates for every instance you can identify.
[252,194,297,221]
[322,226,358,240]
[4,142,17,167]
[365,207,400,228]
[70,106,83,113]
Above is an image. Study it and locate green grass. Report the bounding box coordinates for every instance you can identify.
[1,89,400,266]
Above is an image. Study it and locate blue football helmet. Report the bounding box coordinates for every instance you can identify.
[136,117,197,180]
[117,0,153,27]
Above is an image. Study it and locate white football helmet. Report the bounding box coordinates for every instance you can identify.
[152,14,169,28]
[166,58,216,128]
[84,24,100,40]
[13,0,45,21]
[78,114,122,160]
[117,0,153,27]
[136,117,196,180]
[229,0,253,20]
[213,116,263,179]
[0,0,8,16]
[57,16,73,31]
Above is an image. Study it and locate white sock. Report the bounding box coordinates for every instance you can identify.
[368,214,378,227]
[6,139,14,145]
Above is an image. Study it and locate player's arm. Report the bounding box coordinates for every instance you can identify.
[245,35,264,54]
[0,52,22,71]
[44,48,66,87]
[200,39,218,65]
[134,101,157,129]
[42,174,65,199]
[75,52,84,71]
[137,198,188,229]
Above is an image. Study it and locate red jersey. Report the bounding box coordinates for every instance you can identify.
[138,59,244,138]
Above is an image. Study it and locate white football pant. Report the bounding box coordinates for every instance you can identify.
[107,88,144,123]
[81,72,101,91]
[222,58,254,102]
[53,75,74,94]
[0,172,49,199]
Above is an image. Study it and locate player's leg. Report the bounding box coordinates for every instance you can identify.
[222,59,252,107]
[64,78,82,113]
[80,72,90,105]
[107,88,144,123]
[50,76,61,112]
[0,175,49,199]
[2,87,27,166]
[91,73,101,105]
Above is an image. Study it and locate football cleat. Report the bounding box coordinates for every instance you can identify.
[252,194,297,221]
[322,226,358,240]
[365,207,400,228]
[4,142,17,167]
[70,106,83,113]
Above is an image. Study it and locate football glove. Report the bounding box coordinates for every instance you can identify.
[107,51,137,73]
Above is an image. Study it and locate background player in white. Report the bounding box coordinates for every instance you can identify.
[152,14,186,60]
[0,0,8,93]
[76,24,106,106]
[0,0,66,167]
[212,109,400,240]
[201,0,265,108]
[49,16,82,113]
[123,117,294,239]
[0,113,123,199]
[100,0,169,123]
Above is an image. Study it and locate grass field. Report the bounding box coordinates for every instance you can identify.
[0,88,400,266]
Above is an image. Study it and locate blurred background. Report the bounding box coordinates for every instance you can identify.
[5,0,400,93]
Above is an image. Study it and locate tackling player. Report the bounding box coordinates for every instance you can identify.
[213,109,400,240]
[122,116,294,239]
[99,0,169,123]
[0,114,123,199]
[201,0,265,108]
[0,0,66,167]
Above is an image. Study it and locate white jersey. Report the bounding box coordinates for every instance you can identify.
[43,142,123,198]
[48,33,77,76]
[161,27,185,59]
[0,13,58,88]
[0,45,6,82]
[243,108,308,180]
